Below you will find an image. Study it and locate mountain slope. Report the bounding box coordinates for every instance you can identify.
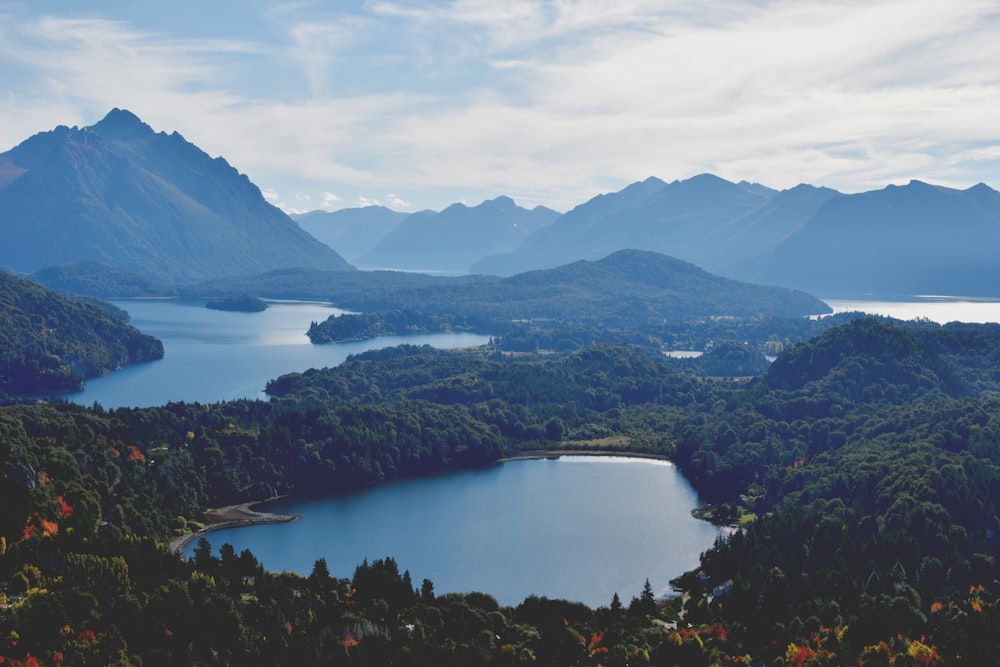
[0,270,163,396]
[752,180,1000,296]
[0,109,353,283]
[292,206,409,264]
[472,174,781,276]
[358,196,559,273]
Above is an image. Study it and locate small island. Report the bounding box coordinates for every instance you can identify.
[205,294,268,312]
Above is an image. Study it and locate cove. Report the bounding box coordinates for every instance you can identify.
[185,456,721,608]
[69,299,491,409]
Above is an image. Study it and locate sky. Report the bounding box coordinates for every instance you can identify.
[2,0,1000,214]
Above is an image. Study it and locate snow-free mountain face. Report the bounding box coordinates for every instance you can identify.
[471,174,803,277]
[357,196,560,273]
[293,206,409,265]
[751,180,1000,297]
[0,109,353,283]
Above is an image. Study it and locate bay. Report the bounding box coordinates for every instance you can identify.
[185,456,720,608]
[69,299,490,409]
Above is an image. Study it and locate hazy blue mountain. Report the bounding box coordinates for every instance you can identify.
[292,206,409,264]
[704,183,840,276]
[471,176,669,275]
[471,174,789,276]
[751,180,1000,297]
[357,196,559,273]
[0,109,353,283]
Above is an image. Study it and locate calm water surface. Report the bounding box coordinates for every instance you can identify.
[69,299,490,408]
[826,298,1000,324]
[185,456,720,608]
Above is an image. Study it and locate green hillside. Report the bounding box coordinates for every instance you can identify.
[0,271,163,397]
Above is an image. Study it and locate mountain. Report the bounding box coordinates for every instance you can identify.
[752,180,1000,296]
[471,174,801,276]
[701,183,840,275]
[0,109,353,283]
[0,270,163,397]
[292,206,409,264]
[358,196,560,273]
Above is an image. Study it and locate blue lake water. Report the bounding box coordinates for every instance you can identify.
[70,299,718,606]
[69,299,490,408]
[73,296,997,606]
[185,456,720,608]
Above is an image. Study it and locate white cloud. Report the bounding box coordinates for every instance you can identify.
[387,193,411,209]
[2,1,1000,211]
[358,196,381,207]
[261,189,280,203]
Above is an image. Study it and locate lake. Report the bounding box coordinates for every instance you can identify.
[825,297,1000,324]
[69,299,490,408]
[184,455,720,608]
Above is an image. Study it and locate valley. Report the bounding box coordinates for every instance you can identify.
[2,109,1000,665]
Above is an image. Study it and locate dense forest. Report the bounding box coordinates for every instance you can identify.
[2,317,1000,664]
[0,271,163,398]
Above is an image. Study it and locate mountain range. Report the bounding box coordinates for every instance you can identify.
[469,174,1000,297]
[293,206,408,265]
[295,197,559,273]
[4,110,1000,298]
[0,109,352,283]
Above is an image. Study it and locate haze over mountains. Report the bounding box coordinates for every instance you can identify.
[0,109,351,283]
[295,172,1000,298]
[3,109,999,298]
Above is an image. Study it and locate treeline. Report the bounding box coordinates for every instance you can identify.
[3,319,1000,663]
[0,271,163,397]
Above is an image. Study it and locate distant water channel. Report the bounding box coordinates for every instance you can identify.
[69,299,490,408]
[826,297,1000,324]
[185,456,721,608]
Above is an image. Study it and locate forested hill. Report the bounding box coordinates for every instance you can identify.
[0,271,163,397]
[298,250,831,344]
[2,321,1000,662]
[765,317,966,399]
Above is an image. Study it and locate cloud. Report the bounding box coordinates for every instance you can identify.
[387,193,411,209]
[3,1,1000,211]
[358,196,381,207]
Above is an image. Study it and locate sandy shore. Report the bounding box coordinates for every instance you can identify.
[166,498,301,554]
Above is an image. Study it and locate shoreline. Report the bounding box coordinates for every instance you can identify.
[166,449,705,555]
[166,497,301,554]
[497,448,674,463]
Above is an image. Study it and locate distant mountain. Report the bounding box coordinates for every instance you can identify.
[292,206,409,264]
[752,180,1000,296]
[471,174,799,276]
[703,183,840,275]
[0,109,353,283]
[172,249,830,323]
[358,196,560,273]
[0,270,163,397]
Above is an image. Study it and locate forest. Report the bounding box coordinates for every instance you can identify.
[0,271,163,399]
[1,317,1000,664]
